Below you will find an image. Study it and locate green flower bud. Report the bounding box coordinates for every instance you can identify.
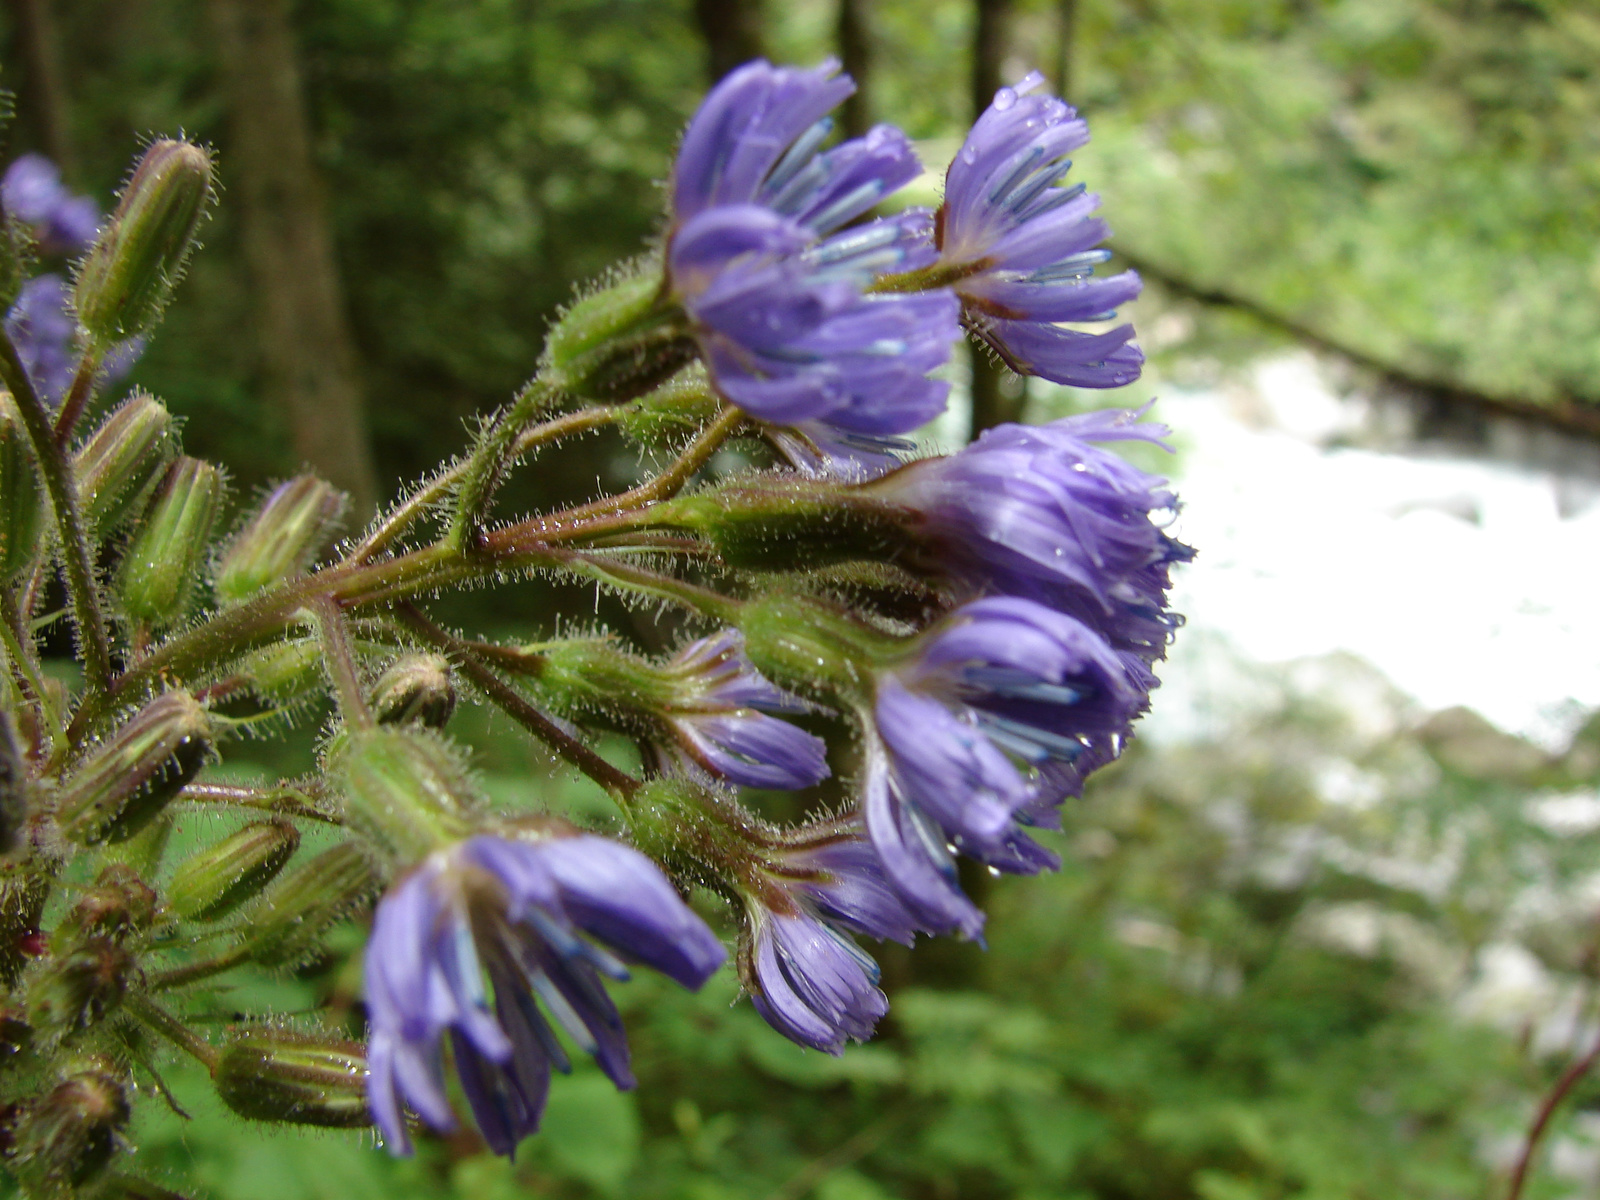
[117,456,222,626]
[737,592,890,698]
[213,476,345,605]
[615,369,724,447]
[338,728,478,860]
[544,273,696,401]
[53,866,157,946]
[212,1027,370,1128]
[25,937,135,1038]
[0,395,45,580]
[9,1066,130,1196]
[168,820,299,922]
[668,480,908,570]
[235,842,377,968]
[369,654,456,729]
[237,638,324,708]
[74,139,214,347]
[55,691,211,846]
[70,392,173,535]
[98,1175,191,1200]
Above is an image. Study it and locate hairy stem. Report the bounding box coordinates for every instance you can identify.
[0,588,58,746]
[0,327,113,697]
[179,781,341,824]
[349,404,618,565]
[448,381,558,551]
[315,595,373,730]
[396,603,641,802]
[553,403,744,526]
[50,348,103,448]
[126,992,220,1070]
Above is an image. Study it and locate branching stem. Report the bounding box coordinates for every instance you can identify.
[0,326,113,697]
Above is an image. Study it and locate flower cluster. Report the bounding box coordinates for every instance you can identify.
[0,60,1188,1180]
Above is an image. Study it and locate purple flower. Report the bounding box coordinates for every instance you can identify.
[875,406,1191,663]
[364,832,725,1156]
[937,72,1142,387]
[667,60,961,437]
[740,825,924,1052]
[658,630,830,791]
[6,275,77,405]
[2,154,100,254]
[864,597,1144,938]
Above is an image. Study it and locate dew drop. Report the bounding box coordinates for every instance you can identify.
[987,865,1002,878]
[993,87,1018,111]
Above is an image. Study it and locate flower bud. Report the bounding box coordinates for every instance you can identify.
[70,392,173,534]
[669,481,907,570]
[614,369,723,447]
[25,937,135,1037]
[337,728,477,860]
[544,273,697,401]
[55,691,211,846]
[0,396,45,580]
[213,476,345,605]
[8,1066,130,1195]
[116,456,222,626]
[212,1027,370,1128]
[53,866,157,946]
[369,654,456,729]
[237,638,324,709]
[235,842,377,968]
[74,139,214,346]
[737,592,889,697]
[98,1175,190,1200]
[168,820,299,922]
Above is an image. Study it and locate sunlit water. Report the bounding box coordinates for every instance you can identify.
[1145,355,1600,750]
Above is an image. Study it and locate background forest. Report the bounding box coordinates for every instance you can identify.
[2,0,1599,1197]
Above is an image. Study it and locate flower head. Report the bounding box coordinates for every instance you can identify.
[6,276,77,405]
[657,629,831,791]
[667,60,960,438]
[878,407,1191,662]
[864,598,1144,937]
[937,72,1142,387]
[2,154,100,255]
[739,824,924,1053]
[364,832,725,1156]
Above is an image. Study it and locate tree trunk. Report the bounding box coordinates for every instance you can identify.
[836,0,872,138]
[693,0,765,84]
[6,0,75,175]
[968,0,1023,437]
[206,0,380,518]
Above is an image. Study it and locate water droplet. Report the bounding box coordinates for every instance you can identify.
[987,865,1002,878]
[993,87,1018,112]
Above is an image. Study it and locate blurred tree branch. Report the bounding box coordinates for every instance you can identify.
[5,0,74,174]
[836,0,872,138]
[1120,247,1600,443]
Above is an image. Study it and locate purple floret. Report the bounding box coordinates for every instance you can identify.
[863,598,1145,938]
[5,275,76,405]
[667,59,960,440]
[937,72,1143,387]
[877,406,1192,662]
[741,825,926,1052]
[364,833,724,1157]
[661,629,830,791]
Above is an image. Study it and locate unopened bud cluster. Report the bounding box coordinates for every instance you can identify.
[0,57,1189,1191]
